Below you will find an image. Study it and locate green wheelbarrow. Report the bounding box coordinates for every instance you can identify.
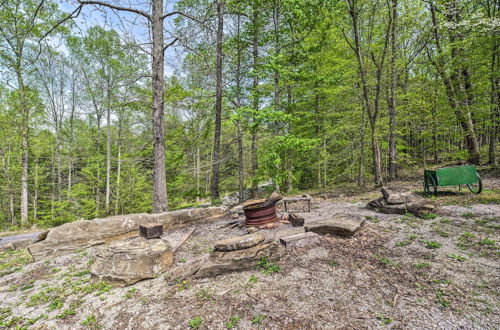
[423,165,482,196]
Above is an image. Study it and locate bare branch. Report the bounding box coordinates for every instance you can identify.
[78,0,150,20]
[163,37,178,52]
[163,11,205,24]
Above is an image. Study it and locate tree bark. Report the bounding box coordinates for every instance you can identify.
[151,0,168,212]
[105,79,111,214]
[250,2,260,198]
[211,0,224,203]
[235,13,244,203]
[387,0,398,181]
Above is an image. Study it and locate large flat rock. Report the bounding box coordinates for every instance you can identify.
[214,233,265,252]
[195,242,285,278]
[305,214,365,236]
[91,237,173,286]
[28,207,226,260]
[280,232,320,248]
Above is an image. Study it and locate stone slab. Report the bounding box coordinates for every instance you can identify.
[280,232,320,248]
[214,233,265,252]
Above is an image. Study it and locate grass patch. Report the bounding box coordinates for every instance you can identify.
[195,288,212,301]
[479,238,496,248]
[435,290,450,307]
[377,256,400,268]
[251,314,266,325]
[422,213,438,220]
[188,316,203,329]
[414,262,431,269]
[462,212,476,218]
[448,254,467,262]
[423,240,442,249]
[375,312,393,325]
[258,257,281,275]
[0,249,33,276]
[248,274,258,283]
[123,287,137,299]
[327,260,338,267]
[225,316,241,329]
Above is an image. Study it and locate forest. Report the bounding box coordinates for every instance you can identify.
[0,0,498,229]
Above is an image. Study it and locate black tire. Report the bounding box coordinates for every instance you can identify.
[467,173,482,194]
[424,175,437,196]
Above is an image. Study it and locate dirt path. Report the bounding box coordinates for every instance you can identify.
[0,183,498,329]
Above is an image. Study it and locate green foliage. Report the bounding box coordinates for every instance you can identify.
[189,316,203,329]
[257,257,281,274]
[225,316,241,329]
[423,241,442,249]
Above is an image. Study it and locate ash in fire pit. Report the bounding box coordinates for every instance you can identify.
[244,191,282,226]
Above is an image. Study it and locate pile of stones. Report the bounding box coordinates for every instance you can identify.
[367,187,437,217]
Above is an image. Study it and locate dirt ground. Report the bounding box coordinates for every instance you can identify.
[0,178,498,329]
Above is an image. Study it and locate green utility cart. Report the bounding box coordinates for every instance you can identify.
[423,165,482,196]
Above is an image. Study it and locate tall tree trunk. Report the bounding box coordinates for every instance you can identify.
[387,0,398,181]
[151,0,168,212]
[489,41,499,165]
[236,13,244,203]
[33,161,38,222]
[429,0,480,164]
[105,82,111,215]
[1,148,16,225]
[17,71,29,225]
[211,0,224,203]
[250,3,260,198]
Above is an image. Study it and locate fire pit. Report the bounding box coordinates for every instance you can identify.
[243,202,278,226]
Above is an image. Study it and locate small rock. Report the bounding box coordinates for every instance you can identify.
[381,187,415,204]
[231,213,240,219]
[288,213,304,227]
[139,223,163,239]
[305,214,365,236]
[213,233,265,252]
[280,232,320,248]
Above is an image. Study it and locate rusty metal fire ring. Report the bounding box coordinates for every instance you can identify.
[243,202,278,226]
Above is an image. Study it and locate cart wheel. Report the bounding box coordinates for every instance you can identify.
[467,173,482,194]
[424,175,437,196]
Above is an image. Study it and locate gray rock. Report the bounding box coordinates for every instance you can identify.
[28,206,226,260]
[305,214,365,236]
[195,241,285,278]
[280,232,320,248]
[165,256,206,284]
[407,200,437,217]
[379,203,407,215]
[213,233,265,252]
[381,187,415,204]
[366,197,387,210]
[91,236,173,286]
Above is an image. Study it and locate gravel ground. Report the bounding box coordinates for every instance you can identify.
[0,180,498,329]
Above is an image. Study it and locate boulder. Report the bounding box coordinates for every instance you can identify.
[280,232,320,248]
[288,213,304,227]
[214,233,265,252]
[381,187,415,204]
[91,237,173,286]
[305,214,365,236]
[379,203,407,215]
[28,206,226,260]
[195,242,285,278]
